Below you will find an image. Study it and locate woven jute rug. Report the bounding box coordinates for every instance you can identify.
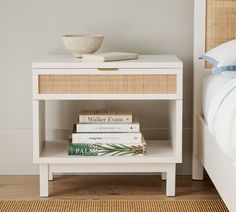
[0,199,228,212]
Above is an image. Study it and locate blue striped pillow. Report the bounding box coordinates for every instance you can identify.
[200,39,236,74]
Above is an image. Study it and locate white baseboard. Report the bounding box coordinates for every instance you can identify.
[0,128,38,175]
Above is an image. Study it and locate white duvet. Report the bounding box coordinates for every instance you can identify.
[203,72,236,165]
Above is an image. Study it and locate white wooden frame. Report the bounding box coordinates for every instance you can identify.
[192,1,236,211]
[32,55,183,197]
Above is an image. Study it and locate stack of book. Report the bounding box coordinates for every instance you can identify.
[68,110,146,156]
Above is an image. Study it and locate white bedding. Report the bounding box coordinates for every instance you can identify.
[202,72,236,165]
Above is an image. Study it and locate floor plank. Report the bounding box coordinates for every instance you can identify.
[0,175,220,200]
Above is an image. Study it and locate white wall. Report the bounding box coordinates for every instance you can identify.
[0,0,193,175]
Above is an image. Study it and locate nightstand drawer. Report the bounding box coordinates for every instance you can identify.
[38,74,177,94]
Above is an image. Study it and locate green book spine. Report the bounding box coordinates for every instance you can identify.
[68,143,146,156]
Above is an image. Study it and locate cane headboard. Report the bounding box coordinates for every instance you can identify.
[205,0,236,67]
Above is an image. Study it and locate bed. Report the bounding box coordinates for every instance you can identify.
[192,0,236,211]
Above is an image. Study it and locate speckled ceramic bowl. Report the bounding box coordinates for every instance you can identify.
[62,34,104,57]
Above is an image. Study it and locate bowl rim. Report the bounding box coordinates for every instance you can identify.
[62,34,104,38]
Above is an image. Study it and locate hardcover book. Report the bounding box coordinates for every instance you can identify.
[79,110,132,124]
[68,139,146,156]
[72,132,142,144]
[82,52,139,62]
[76,119,140,133]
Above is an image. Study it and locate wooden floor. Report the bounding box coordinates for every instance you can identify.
[0,175,220,200]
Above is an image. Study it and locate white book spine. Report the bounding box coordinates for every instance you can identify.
[79,115,132,124]
[72,133,142,144]
[76,123,140,133]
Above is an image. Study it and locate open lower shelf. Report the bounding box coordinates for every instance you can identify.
[36,140,181,164]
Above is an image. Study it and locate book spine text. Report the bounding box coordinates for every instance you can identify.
[76,123,140,133]
[68,143,146,156]
[79,115,132,124]
[72,133,142,144]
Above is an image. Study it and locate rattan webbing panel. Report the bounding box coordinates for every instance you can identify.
[206,0,236,67]
[39,74,176,94]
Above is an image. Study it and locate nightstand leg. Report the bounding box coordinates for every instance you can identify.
[49,171,53,181]
[161,172,167,180]
[166,164,176,196]
[40,164,49,197]
[49,167,53,181]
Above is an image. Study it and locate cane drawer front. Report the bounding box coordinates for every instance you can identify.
[38,73,177,94]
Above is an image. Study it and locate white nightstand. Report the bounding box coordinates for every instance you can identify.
[32,55,183,197]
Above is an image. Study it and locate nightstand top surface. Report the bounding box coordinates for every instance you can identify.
[32,54,183,69]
